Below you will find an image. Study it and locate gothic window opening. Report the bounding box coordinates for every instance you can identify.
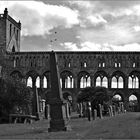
[84,62,87,68]
[115,62,117,67]
[36,76,40,88]
[13,58,16,68]
[96,76,101,86]
[80,75,91,88]
[112,94,122,102]
[111,75,124,88]
[27,76,33,87]
[61,71,74,88]
[119,63,121,67]
[12,46,15,52]
[68,62,71,68]
[133,63,136,68]
[98,63,101,67]
[102,62,105,67]
[128,75,139,88]
[43,76,47,88]
[95,76,108,88]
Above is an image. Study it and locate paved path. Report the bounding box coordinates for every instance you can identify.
[0,112,140,139]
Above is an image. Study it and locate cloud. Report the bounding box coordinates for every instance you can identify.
[0,1,79,36]
[133,26,140,32]
[87,14,107,25]
[61,41,140,52]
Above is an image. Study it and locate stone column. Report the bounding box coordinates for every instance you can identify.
[108,76,111,89]
[124,76,128,89]
[32,86,40,120]
[93,109,97,120]
[48,51,67,132]
[40,76,43,88]
[99,104,103,119]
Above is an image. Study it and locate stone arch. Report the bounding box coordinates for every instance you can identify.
[26,70,38,87]
[111,71,126,88]
[128,92,139,112]
[112,91,125,102]
[60,70,74,88]
[78,71,91,88]
[128,71,140,88]
[94,71,108,88]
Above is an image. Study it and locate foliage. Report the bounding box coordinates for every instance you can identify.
[0,77,33,122]
[77,86,110,106]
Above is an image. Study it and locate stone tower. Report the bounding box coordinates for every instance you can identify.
[0,8,21,53]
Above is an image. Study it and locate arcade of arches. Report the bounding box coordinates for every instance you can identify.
[7,52,140,111]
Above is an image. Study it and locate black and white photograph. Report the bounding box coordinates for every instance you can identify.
[0,0,140,139]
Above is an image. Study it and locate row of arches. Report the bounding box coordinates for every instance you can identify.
[10,70,140,89]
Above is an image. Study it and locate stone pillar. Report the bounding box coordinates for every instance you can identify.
[99,104,103,119]
[40,76,43,88]
[48,51,67,132]
[109,105,113,117]
[108,76,111,89]
[112,105,116,116]
[93,109,97,120]
[32,86,40,120]
[124,76,128,89]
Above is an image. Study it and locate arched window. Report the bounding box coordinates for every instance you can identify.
[129,95,137,102]
[128,75,139,89]
[84,62,87,68]
[112,94,122,102]
[80,75,90,88]
[27,76,33,87]
[36,76,40,88]
[118,76,123,88]
[128,76,132,88]
[96,76,101,87]
[43,76,47,88]
[111,76,117,88]
[129,95,138,111]
[102,77,108,88]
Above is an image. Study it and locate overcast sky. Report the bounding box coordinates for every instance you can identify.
[1,0,140,52]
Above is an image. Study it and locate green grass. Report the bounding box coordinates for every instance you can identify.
[0,112,140,139]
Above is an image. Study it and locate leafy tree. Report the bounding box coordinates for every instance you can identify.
[77,86,110,107]
[0,77,33,122]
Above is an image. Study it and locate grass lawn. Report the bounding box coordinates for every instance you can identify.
[0,112,140,139]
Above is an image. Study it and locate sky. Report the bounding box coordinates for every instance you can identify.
[1,0,140,52]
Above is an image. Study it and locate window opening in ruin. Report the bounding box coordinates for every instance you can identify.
[68,62,71,68]
[102,62,105,67]
[36,76,40,88]
[115,63,117,67]
[27,76,33,87]
[84,62,87,68]
[133,63,136,68]
[12,46,15,52]
[43,76,47,88]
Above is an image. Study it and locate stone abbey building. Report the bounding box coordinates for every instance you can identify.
[0,8,140,111]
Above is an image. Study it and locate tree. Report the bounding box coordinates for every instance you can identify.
[77,87,109,104]
[0,77,33,122]
[77,86,110,117]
